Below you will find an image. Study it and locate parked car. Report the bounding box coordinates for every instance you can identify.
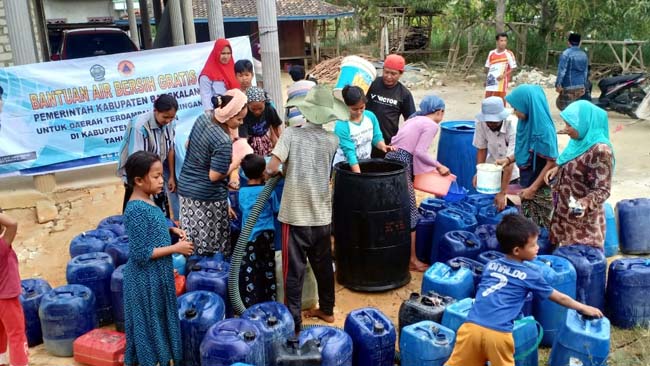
[51,27,138,60]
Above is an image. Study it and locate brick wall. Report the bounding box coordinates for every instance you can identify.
[0,0,47,67]
[0,0,13,66]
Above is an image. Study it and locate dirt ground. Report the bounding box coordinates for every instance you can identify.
[2,74,650,365]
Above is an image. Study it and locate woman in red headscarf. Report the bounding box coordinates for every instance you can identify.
[199,39,241,112]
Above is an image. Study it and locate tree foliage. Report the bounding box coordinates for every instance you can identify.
[326,0,650,66]
[329,0,650,40]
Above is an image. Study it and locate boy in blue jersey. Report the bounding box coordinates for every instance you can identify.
[445,214,603,366]
[238,153,280,307]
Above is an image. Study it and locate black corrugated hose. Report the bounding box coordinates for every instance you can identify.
[227,176,403,366]
[228,175,281,315]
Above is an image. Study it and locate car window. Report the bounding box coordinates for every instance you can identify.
[64,32,137,59]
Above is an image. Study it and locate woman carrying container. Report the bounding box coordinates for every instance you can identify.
[497,84,559,229]
[386,95,451,272]
[333,85,392,173]
[177,89,248,257]
[199,39,240,113]
[545,101,614,248]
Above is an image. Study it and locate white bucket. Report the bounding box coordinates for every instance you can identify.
[333,56,377,100]
[476,163,503,194]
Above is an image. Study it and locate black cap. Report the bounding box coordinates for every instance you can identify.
[373,322,385,333]
[243,331,256,341]
[185,309,197,318]
[267,316,278,326]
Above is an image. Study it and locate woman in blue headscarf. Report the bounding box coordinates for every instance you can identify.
[498,85,559,228]
[387,94,451,271]
[545,101,614,249]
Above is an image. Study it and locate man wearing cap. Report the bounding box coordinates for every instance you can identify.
[556,33,589,111]
[472,96,519,211]
[265,85,348,332]
[365,54,416,158]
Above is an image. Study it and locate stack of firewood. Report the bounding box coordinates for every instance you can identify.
[308,55,379,84]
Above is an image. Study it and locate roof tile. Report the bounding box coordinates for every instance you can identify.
[192,0,352,19]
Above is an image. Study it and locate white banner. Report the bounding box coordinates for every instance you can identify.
[0,36,253,176]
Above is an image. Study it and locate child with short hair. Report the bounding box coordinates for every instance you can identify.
[242,86,283,156]
[237,153,280,307]
[289,65,306,82]
[333,85,391,173]
[0,210,28,366]
[235,59,255,92]
[266,85,347,332]
[122,151,194,366]
[445,214,603,366]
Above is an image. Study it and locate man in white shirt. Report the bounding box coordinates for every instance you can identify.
[472,96,519,210]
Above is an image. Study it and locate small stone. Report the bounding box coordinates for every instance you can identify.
[436,80,445,87]
[71,199,85,209]
[51,221,66,232]
[35,200,58,224]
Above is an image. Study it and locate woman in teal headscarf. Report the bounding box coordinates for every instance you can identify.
[545,100,614,249]
[498,85,559,228]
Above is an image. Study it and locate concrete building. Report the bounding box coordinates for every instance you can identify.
[0,0,50,67]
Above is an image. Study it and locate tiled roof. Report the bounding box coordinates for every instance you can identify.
[192,0,353,20]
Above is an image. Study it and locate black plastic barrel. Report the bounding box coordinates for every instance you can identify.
[333,159,411,292]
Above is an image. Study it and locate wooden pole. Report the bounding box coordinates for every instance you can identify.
[308,21,316,65]
[495,0,505,33]
[168,0,184,46]
[207,0,226,39]
[181,0,196,44]
[152,0,163,26]
[139,0,153,49]
[126,0,141,48]
[256,0,284,120]
[315,20,321,63]
[335,18,340,56]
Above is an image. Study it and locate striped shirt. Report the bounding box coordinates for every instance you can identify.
[272,123,339,226]
[117,111,175,179]
[177,113,232,201]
